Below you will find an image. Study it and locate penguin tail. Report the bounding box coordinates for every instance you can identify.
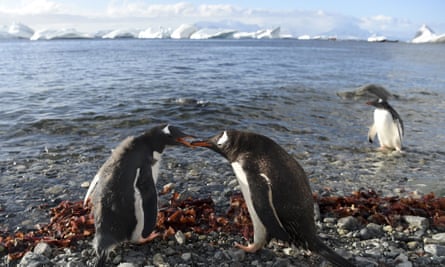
[94,233,116,267]
[312,238,355,267]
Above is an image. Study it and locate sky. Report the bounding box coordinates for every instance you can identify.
[1,0,444,40]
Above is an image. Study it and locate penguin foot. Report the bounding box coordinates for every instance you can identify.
[234,242,263,253]
[137,232,159,244]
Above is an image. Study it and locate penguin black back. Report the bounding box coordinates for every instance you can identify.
[192,130,354,267]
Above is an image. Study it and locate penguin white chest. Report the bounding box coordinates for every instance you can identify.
[374,109,398,148]
[151,151,162,184]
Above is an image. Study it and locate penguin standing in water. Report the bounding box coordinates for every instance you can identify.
[367,98,404,151]
[191,130,354,267]
[84,124,193,267]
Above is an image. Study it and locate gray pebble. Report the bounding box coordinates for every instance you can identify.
[337,216,361,231]
[117,263,138,267]
[424,244,445,257]
[403,215,429,230]
[175,230,186,245]
[18,251,51,267]
[360,223,384,240]
[181,252,192,261]
[33,242,52,258]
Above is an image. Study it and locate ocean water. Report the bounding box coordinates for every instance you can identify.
[0,39,444,229]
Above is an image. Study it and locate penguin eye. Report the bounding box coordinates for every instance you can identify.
[217,131,229,147]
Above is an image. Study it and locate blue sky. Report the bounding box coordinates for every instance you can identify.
[1,0,444,40]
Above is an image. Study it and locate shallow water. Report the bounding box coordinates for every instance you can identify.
[0,39,444,229]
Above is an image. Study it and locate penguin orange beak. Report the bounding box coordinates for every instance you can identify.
[190,140,213,147]
[176,136,196,147]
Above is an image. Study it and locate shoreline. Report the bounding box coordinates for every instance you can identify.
[2,188,445,266]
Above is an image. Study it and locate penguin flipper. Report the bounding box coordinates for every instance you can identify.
[368,124,377,143]
[84,173,101,206]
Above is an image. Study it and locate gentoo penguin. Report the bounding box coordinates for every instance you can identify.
[367,98,404,151]
[191,131,354,267]
[84,124,193,267]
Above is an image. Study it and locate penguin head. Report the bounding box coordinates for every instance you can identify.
[150,124,194,150]
[366,98,387,109]
[191,130,259,162]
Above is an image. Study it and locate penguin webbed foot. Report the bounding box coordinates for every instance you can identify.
[137,231,160,244]
[234,241,263,253]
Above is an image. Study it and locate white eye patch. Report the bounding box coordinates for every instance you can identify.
[162,125,171,135]
[217,131,229,146]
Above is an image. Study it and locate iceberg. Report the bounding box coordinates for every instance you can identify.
[233,27,281,39]
[367,34,387,42]
[298,34,311,40]
[190,28,237,39]
[170,24,198,39]
[138,27,172,39]
[8,22,34,39]
[256,27,281,39]
[31,28,92,40]
[102,29,138,39]
[411,24,445,43]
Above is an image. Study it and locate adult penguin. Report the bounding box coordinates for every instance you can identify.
[191,130,354,267]
[84,124,193,267]
[367,98,404,151]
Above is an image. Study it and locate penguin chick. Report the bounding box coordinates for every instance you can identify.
[191,130,354,267]
[84,124,193,267]
[367,98,404,151]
